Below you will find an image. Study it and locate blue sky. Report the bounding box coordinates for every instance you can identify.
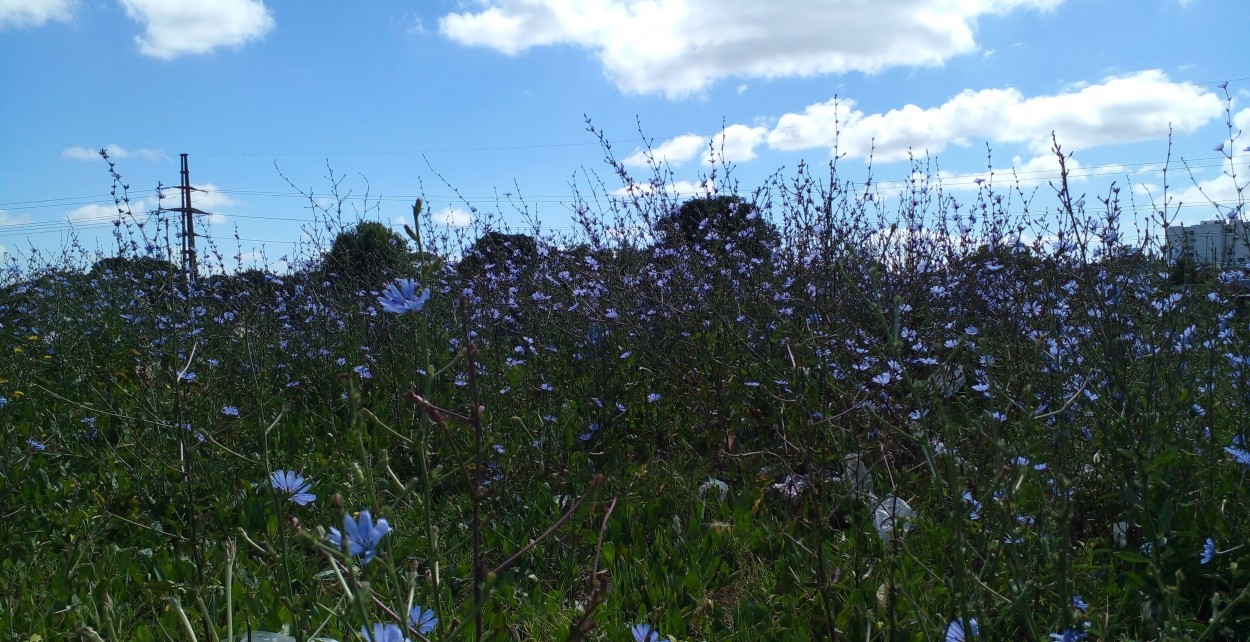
[0,0,1246,269]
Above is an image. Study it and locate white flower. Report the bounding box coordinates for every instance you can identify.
[699,477,729,502]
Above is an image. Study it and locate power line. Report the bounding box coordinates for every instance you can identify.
[0,154,1235,217]
[1,145,1242,247]
[3,152,1238,210]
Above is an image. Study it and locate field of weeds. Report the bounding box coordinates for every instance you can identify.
[2,130,1249,641]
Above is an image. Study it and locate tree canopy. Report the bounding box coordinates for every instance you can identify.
[322,221,414,290]
[656,195,779,262]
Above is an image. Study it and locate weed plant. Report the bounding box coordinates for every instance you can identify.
[1,99,1249,641]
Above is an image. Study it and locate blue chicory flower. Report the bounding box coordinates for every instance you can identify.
[270,470,316,506]
[408,605,437,635]
[1072,595,1088,612]
[946,617,978,641]
[631,623,659,642]
[328,509,391,565]
[1226,439,1250,467]
[1202,537,1215,565]
[1049,629,1087,642]
[378,278,430,315]
[361,622,407,642]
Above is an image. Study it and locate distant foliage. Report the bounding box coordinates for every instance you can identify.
[322,220,414,291]
[456,230,538,277]
[656,195,779,262]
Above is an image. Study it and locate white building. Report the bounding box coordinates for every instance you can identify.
[1166,220,1250,267]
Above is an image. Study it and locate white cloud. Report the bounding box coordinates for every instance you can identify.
[431,206,474,227]
[0,209,32,227]
[767,70,1221,163]
[62,144,164,162]
[118,0,274,59]
[0,0,74,29]
[767,96,856,152]
[624,134,706,168]
[191,184,239,209]
[1171,157,1250,214]
[1234,108,1250,136]
[190,184,238,224]
[405,15,426,35]
[626,124,769,169]
[439,0,1062,97]
[60,184,235,227]
[64,203,126,224]
[611,178,716,197]
[711,124,769,164]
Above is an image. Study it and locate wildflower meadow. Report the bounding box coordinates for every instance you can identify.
[3,109,1250,641]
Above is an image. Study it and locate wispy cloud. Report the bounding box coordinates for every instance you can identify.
[0,209,33,227]
[62,144,164,162]
[611,178,716,198]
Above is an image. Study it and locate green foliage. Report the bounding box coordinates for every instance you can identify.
[322,220,414,291]
[1170,253,1216,285]
[657,195,779,261]
[456,230,538,277]
[87,254,178,282]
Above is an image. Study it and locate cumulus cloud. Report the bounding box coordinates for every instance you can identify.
[61,184,235,228]
[623,70,1219,170]
[1234,108,1250,137]
[439,0,1062,97]
[1171,149,1249,214]
[624,134,706,168]
[768,71,1223,163]
[711,124,769,164]
[190,184,239,224]
[62,144,164,162]
[624,124,769,168]
[431,206,474,227]
[118,0,274,59]
[64,203,126,224]
[0,0,74,29]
